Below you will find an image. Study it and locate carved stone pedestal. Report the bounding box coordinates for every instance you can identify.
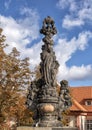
[37,85,61,127]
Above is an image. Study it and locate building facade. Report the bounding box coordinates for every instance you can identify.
[68,87,92,130]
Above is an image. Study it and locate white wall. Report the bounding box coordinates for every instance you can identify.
[69,116,76,127]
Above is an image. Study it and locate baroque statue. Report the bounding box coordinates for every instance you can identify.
[26,16,72,127]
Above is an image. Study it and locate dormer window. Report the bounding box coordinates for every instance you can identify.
[85,100,92,106]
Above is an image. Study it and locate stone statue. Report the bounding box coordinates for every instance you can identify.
[58,80,72,120]
[40,43,59,87]
[60,80,72,109]
[39,16,59,89]
[26,16,72,127]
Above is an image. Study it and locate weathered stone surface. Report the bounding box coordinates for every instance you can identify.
[52,128,78,130]
[26,16,72,127]
[17,127,78,130]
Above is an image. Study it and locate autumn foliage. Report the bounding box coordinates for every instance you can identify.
[0,28,33,129]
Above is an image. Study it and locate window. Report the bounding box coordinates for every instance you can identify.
[86,120,92,130]
[85,100,92,106]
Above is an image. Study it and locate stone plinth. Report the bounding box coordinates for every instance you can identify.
[17,127,78,130]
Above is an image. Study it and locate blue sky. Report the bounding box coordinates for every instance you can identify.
[0,0,92,87]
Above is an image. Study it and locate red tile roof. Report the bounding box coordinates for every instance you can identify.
[70,98,87,111]
[70,86,92,112]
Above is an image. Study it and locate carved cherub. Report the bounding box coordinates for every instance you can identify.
[58,80,72,120]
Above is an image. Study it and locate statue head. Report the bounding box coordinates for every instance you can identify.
[60,80,68,90]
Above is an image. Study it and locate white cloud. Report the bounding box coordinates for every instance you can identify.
[77,31,92,50]
[62,15,84,29]
[0,6,92,83]
[0,7,41,69]
[0,7,40,50]
[56,0,75,10]
[68,65,92,80]
[4,0,11,10]
[55,31,92,64]
[20,41,42,69]
[56,0,68,9]
[55,31,92,81]
[57,64,92,82]
[57,0,92,28]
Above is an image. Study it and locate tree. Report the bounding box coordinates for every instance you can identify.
[34,65,42,80]
[0,28,33,129]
